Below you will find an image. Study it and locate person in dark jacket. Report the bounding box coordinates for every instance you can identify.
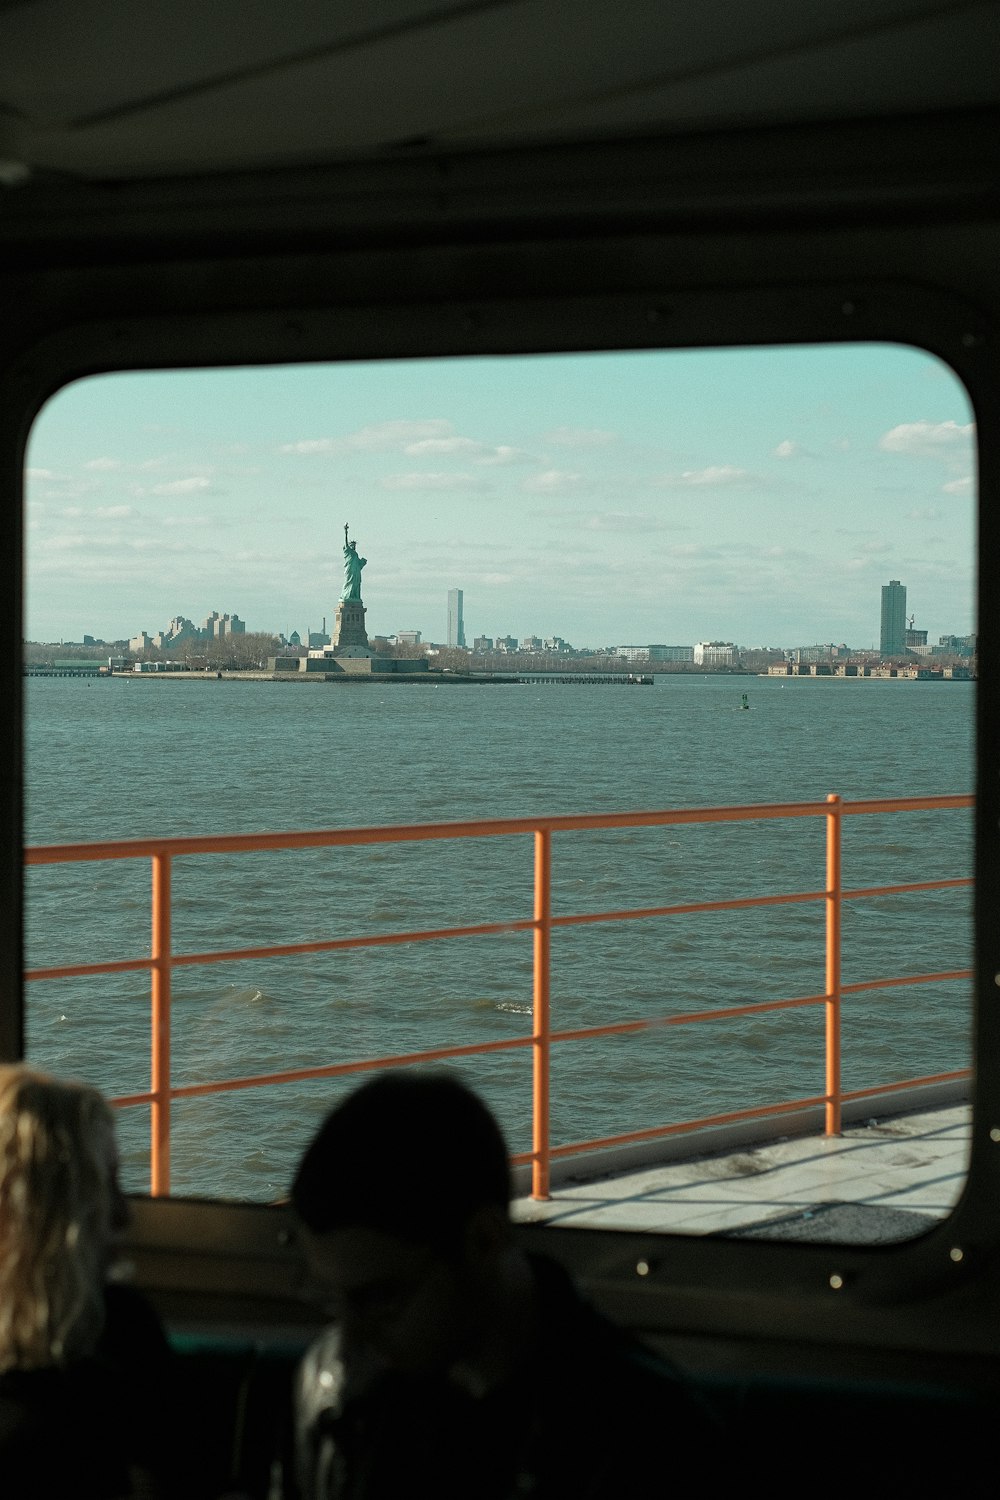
[290,1070,721,1499]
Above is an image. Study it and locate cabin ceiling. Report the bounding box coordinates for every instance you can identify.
[0,0,996,185]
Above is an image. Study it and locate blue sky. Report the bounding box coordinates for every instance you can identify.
[24,342,975,648]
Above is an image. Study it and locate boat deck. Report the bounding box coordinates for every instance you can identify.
[512,1103,970,1243]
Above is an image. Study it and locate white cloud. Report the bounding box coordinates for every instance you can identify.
[942,476,973,495]
[280,420,452,456]
[94,505,134,518]
[668,543,723,559]
[25,467,62,481]
[908,506,941,520]
[161,514,211,527]
[773,439,807,459]
[381,471,491,492]
[657,465,753,488]
[402,437,534,467]
[543,426,616,448]
[404,437,483,457]
[150,477,212,496]
[582,510,676,534]
[478,446,533,466]
[523,470,584,493]
[84,457,122,471]
[878,419,975,458]
[277,439,332,455]
[39,532,88,552]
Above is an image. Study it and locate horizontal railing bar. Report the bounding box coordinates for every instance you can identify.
[840,1068,970,1102]
[550,888,826,928]
[80,968,982,1111]
[842,968,972,995]
[842,794,973,817]
[170,919,536,968]
[31,792,972,867]
[23,895,973,986]
[111,1035,537,1107]
[508,1069,972,1166]
[119,1065,971,1134]
[541,1094,834,1159]
[113,997,829,1110]
[549,992,829,1044]
[842,878,973,900]
[25,956,154,982]
[24,896,826,983]
[25,792,972,868]
[23,896,976,990]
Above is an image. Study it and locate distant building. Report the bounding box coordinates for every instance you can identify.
[938,633,977,657]
[495,636,518,652]
[130,611,246,655]
[649,645,694,662]
[447,589,466,648]
[396,630,422,646]
[473,636,493,652]
[621,644,696,663]
[694,641,736,666]
[202,611,245,638]
[880,580,907,656]
[522,635,543,651]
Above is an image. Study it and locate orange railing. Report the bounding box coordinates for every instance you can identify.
[24,792,973,1198]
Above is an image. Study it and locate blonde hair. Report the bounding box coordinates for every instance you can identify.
[0,1065,116,1370]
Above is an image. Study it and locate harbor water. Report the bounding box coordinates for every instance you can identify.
[24,673,975,1200]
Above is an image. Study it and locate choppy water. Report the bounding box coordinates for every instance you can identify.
[23,674,975,1200]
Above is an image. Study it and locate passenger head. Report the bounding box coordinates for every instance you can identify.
[291,1070,513,1374]
[0,1065,128,1371]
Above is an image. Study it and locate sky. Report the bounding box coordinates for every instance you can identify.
[24,342,976,648]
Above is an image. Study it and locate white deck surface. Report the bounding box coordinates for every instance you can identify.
[512,1104,971,1243]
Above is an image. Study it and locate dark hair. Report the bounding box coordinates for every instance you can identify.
[291,1071,512,1247]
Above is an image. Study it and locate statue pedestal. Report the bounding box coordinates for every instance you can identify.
[331,599,372,656]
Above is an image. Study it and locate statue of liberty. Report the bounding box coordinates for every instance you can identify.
[341,523,367,602]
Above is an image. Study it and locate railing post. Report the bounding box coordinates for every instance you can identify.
[825,794,842,1136]
[532,828,552,1200]
[150,852,172,1195]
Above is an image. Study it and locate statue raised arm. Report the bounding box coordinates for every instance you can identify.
[341,525,367,602]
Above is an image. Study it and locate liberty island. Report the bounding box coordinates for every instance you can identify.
[268,525,437,679]
[261,528,648,685]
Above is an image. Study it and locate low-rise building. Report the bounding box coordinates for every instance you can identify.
[694,641,736,666]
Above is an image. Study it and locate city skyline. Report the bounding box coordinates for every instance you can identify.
[25,343,975,646]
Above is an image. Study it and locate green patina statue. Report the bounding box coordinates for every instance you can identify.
[341,523,367,602]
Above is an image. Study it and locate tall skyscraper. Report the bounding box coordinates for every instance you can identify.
[880,579,906,657]
[447,588,466,648]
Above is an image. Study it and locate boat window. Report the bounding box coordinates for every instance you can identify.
[23,343,976,1244]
